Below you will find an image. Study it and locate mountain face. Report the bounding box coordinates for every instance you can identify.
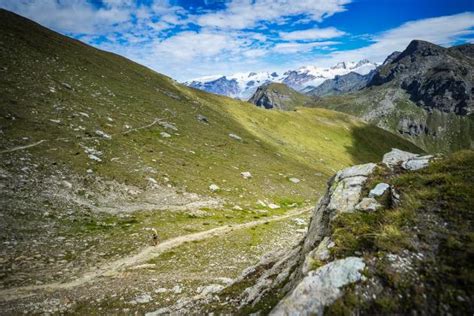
[248,82,317,110]
[183,60,377,99]
[306,70,375,97]
[187,76,240,96]
[315,40,474,153]
[369,40,474,115]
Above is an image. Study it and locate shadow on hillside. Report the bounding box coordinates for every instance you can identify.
[345,124,422,164]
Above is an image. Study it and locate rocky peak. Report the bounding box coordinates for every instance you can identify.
[369,40,474,115]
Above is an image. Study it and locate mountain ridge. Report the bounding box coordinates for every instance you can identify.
[184,60,377,99]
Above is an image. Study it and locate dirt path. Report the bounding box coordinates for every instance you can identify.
[0,207,310,302]
[0,140,46,154]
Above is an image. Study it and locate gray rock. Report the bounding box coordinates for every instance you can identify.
[145,307,170,316]
[355,197,382,212]
[209,184,220,192]
[382,148,418,168]
[369,183,390,197]
[302,237,334,274]
[271,257,365,316]
[160,132,171,138]
[328,176,367,213]
[133,293,152,304]
[402,155,433,171]
[197,284,224,296]
[229,133,242,141]
[196,114,209,124]
[335,163,377,181]
[289,177,300,184]
[240,171,252,179]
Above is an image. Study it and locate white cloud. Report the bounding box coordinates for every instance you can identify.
[329,12,474,63]
[280,27,345,41]
[195,0,351,30]
[273,41,338,54]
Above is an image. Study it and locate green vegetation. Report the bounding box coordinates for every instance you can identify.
[326,150,474,314]
[314,86,474,154]
[0,9,420,207]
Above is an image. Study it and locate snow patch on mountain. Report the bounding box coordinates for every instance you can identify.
[183,60,378,99]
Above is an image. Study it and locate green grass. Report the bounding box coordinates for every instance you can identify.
[314,86,474,154]
[326,150,474,314]
[0,9,420,206]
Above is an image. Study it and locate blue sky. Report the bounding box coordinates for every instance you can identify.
[1,0,473,81]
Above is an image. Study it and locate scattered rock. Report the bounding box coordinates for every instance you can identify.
[369,183,390,198]
[229,133,242,141]
[160,132,171,138]
[209,184,220,192]
[268,203,280,209]
[240,171,252,179]
[145,307,170,316]
[154,288,167,294]
[196,114,209,124]
[133,293,153,304]
[172,285,182,294]
[292,218,306,226]
[289,177,300,184]
[158,121,178,131]
[197,284,224,296]
[95,130,112,140]
[355,197,382,212]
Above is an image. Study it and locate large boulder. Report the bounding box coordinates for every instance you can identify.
[271,257,366,316]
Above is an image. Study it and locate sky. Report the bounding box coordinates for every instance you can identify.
[1,0,473,81]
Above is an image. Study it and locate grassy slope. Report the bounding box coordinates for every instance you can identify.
[0,9,421,206]
[314,86,474,154]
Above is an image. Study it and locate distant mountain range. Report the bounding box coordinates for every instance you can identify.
[183,60,378,99]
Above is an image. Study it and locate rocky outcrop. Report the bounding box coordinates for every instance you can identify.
[248,82,316,110]
[234,149,436,315]
[271,257,366,316]
[369,40,474,115]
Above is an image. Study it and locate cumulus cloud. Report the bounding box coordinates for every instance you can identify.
[279,27,345,41]
[196,0,351,29]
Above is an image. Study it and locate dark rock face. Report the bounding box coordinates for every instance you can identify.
[188,76,240,96]
[306,70,375,97]
[282,70,317,90]
[249,83,288,110]
[369,40,474,115]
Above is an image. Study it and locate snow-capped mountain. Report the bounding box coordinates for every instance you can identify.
[183,60,378,99]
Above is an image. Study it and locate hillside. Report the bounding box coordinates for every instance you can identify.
[193,149,474,315]
[0,9,422,314]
